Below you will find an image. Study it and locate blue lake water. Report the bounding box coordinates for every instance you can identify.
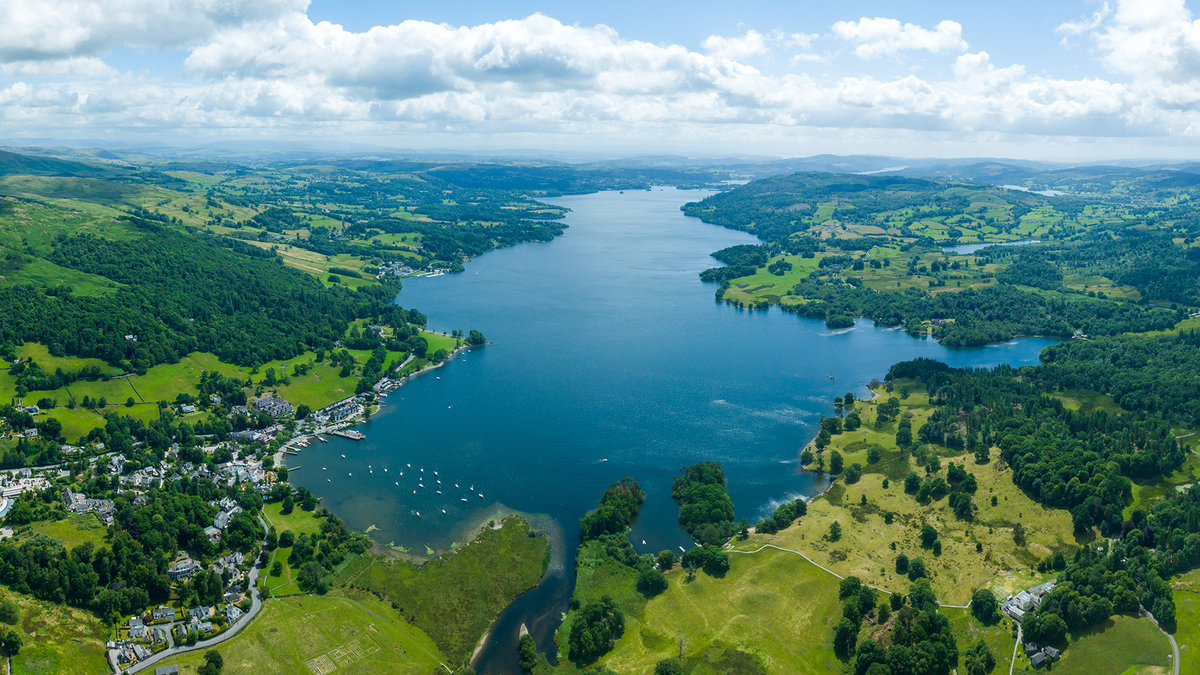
[299,188,1058,671]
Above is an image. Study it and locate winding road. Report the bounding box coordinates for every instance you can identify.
[122,518,270,674]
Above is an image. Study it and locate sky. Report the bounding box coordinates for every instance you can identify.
[4,0,1200,159]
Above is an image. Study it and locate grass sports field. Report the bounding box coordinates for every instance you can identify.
[166,590,445,675]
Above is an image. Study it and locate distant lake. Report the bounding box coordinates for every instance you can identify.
[299,188,1058,672]
[943,239,1041,255]
[1000,184,1065,197]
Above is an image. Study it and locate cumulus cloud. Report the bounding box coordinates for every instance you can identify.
[702,29,773,59]
[831,17,968,59]
[0,0,304,75]
[3,6,1200,147]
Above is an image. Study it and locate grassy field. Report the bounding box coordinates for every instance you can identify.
[166,590,445,675]
[1175,568,1200,675]
[420,331,461,356]
[943,607,1017,673]
[1048,615,1172,675]
[17,514,109,550]
[758,381,1085,605]
[8,341,398,442]
[551,545,846,674]
[337,517,549,666]
[4,590,110,675]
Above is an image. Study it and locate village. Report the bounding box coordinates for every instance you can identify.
[0,385,389,674]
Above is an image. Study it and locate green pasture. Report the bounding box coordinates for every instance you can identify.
[1051,615,1172,675]
[4,589,110,675]
[167,590,445,675]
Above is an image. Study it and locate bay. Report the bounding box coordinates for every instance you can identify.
[300,187,1058,672]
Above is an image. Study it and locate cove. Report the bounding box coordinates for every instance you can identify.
[299,188,1058,673]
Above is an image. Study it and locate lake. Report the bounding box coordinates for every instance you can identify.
[299,188,1058,672]
[943,239,1040,255]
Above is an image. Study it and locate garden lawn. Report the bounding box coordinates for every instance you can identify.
[262,503,324,540]
[21,514,109,550]
[167,589,444,675]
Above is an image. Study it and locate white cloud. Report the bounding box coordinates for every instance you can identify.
[702,29,773,59]
[831,17,968,59]
[4,7,1200,150]
[1,56,115,78]
[0,0,304,75]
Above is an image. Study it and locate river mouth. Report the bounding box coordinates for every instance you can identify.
[301,187,1059,673]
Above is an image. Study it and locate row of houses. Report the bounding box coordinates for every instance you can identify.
[63,488,116,526]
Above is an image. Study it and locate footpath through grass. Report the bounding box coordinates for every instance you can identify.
[167,589,445,675]
[336,517,549,667]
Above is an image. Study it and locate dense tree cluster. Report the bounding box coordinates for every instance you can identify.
[889,358,1186,532]
[844,579,962,675]
[567,595,625,664]
[1035,329,1200,428]
[671,462,736,545]
[779,280,1180,347]
[579,477,645,541]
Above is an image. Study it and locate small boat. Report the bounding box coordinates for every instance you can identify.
[455,484,459,488]
[349,473,352,477]
[318,436,328,443]
[478,493,483,498]
[461,498,468,502]
[369,470,373,474]
[369,465,372,469]
[436,377,440,380]
[437,480,441,484]
[436,490,442,494]
[416,512,420,516]
[599,459,608,462]
[395,482,399,486]
[341,454,346,458]
[434,471,438,476]
[322,467,326,471]
[679,546,686,552]
[642,540,647,545]
[407,463,411,467]
[420,468,424,473]
[400,472,403,476]
[419,484,425,488]
[327,479,330,482]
